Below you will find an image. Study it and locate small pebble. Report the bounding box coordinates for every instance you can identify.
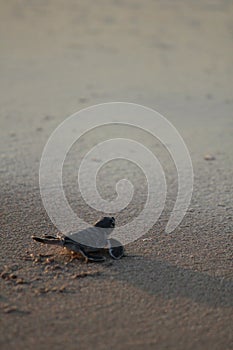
[53,264,62,270]
[59,285,67,292]
[142,238,152,242]
[71,271,102,279]
[16,278,26,285]
[4,306,18,314]
[204,154,216,161]
[45,257,54,264]
[1,272,10,279]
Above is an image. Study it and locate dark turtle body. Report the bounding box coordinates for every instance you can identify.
[32,217,124,262]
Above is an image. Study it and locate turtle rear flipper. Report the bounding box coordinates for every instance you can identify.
[108,238,124,260]
[32,236,62,246]
[42,234,58,239]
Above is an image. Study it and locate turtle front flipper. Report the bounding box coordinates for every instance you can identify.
[108,238,124,260]
[65,240,106,263]
[77,246,106,263]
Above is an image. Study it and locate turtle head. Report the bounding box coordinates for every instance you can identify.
[94,216,115,228]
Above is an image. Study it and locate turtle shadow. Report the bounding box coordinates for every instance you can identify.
[112,256,233,307]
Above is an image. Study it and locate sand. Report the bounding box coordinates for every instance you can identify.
[0,1,233,349]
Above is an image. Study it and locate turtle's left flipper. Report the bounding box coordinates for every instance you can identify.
[42,234,58,239]
[108,238,124,259]
[32,236,62,246]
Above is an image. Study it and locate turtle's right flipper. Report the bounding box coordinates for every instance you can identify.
[108,238,124,259]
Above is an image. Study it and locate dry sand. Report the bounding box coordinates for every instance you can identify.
[0,1,233,349]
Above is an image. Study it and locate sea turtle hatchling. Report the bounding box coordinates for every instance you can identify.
[32,217,124,262]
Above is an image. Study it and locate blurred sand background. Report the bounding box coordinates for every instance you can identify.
[0,0,233,349]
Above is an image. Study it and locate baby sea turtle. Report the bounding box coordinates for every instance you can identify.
[32,217,124,262]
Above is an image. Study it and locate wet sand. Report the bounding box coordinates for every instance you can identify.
[0,1,233,349]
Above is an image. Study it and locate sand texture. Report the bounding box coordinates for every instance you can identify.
[0,1,233,349]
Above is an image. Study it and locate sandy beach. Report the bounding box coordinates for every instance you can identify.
[0,1,233,349]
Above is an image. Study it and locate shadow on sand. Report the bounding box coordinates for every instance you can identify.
[111,256,233,307]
